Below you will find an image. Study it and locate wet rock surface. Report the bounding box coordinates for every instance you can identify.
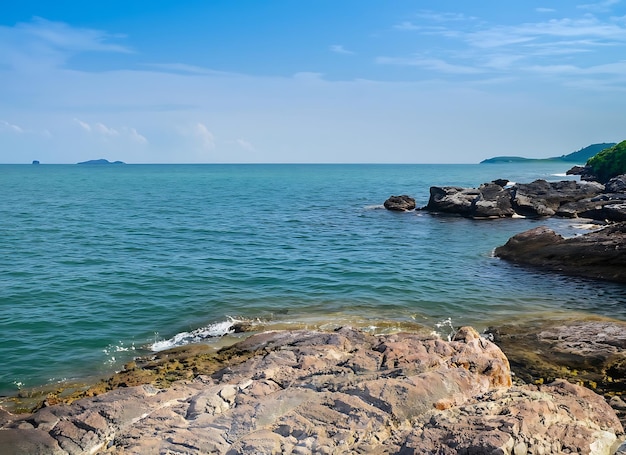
[384,195,416,211]
[424,177,626,221]
[1,327,623,454]
[494,222,626,283]
[485,319,626,426]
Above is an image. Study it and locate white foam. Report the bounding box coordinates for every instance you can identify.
[150,318,241,351]
[432,317,456,342]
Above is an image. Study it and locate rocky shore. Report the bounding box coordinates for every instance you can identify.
[1,326,625,454]
[384,173,626,283]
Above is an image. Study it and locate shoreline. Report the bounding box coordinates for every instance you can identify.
[1,324,624,454]
[2,314,624,415]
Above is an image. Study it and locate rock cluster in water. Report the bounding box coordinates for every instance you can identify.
[422,177,626,220]
[1,327,624,454]
[384,174,626,283]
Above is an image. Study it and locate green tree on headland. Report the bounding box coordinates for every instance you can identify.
[586,140,626,183]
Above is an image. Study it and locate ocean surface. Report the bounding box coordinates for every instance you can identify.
[1,163,626,396]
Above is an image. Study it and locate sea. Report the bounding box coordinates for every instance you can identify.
[1,162,626,397]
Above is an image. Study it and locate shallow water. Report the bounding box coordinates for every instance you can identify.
[1,162,625,394]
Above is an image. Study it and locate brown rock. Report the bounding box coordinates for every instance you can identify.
[0,327,622,454]
[494,222,626,282]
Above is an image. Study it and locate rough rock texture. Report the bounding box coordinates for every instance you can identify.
[494,222,626,282]
[607,175,626,193]
[425,179,606,219]
[1,327,622,454]
[384,195,416,211]
[402,380,621,455]
[511,179,604,217]
[484,319,626,422]
[425,183,514,218]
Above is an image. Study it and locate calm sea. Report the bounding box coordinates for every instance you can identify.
[1,163,625,395]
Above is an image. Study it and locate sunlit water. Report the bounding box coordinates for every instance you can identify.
[1,163,625,395]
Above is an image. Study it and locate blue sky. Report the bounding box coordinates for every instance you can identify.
[1,1,625,163]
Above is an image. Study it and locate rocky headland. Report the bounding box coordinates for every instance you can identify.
[1,326,625,454]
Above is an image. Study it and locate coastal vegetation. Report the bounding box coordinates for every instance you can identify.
[586,140,626,183]
[480,142,615,164]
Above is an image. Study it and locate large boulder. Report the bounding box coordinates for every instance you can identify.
[426,183,514,218]
[384,195,416,211]
[606,174,626,193]
[510,179,604,217]
[494,222,626,282]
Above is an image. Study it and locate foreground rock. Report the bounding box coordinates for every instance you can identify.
[494,222,626,283]
[485,318,626,424]
[1,327,623,454]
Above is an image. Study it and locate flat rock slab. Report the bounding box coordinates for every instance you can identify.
[0,327,623,454]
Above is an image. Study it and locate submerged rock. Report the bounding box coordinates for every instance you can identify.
[0,327,623,454]
[494,222,626,283]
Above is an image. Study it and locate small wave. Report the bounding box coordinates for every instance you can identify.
[364,204,385,210]
[150,318,243,351]
[431,317,456,341]
[103,341,136,365]
[552,173,568,177]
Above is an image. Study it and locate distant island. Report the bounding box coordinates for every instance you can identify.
[77,159,126,165]
[480,143,616,164]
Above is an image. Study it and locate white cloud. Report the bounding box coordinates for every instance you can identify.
[236,139,255,152]
[393,21,421,31]
[74,118,92,132]
[468,17,626,49]
[577,0,620,12]
[0,17,131,71]
[0,120,24,133]
[127,127,148,144]
[376,56,483,74]
[193,123,215,150]
[329,44,354,55]
[415,11,476,22]
[74,118,147,144]
[95,122,119,136]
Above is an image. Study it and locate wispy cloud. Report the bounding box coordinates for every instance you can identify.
[235,138,255,152]
[0,120,24,133]
[377,56,483,74]
[414,11,477,22]
[0,17,131,70]
[383,6,626,90]
[393,21,421,31]
[179,122,215,150]
[74,118,147,143]
[577,0,620,13]
[329,44,354,55]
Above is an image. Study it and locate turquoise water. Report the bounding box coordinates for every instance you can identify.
[1,163,625,394]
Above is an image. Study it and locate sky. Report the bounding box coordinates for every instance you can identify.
[1,0,625,164]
